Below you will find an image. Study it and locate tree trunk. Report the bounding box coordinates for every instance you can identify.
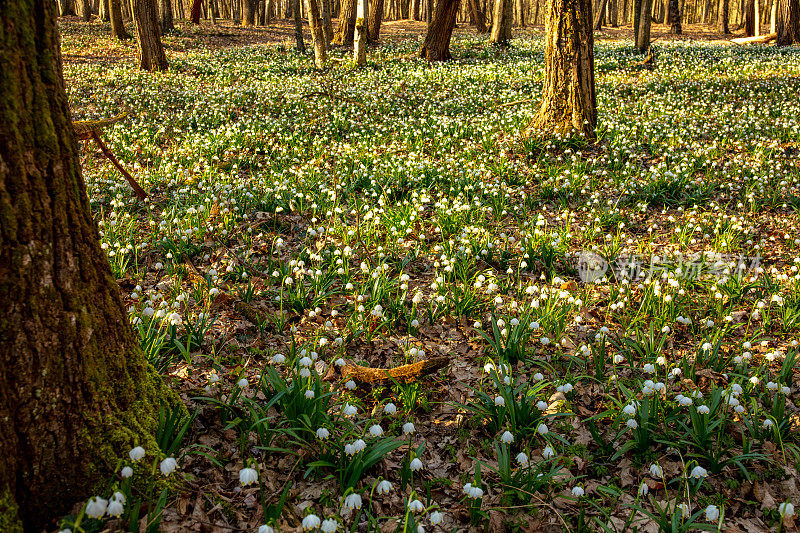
[134,0,169,70]
[717,0,729,30]
[368,0,385,40]
[490,0,513,43]
[413,0,421,18]
[419,0,461,59]
[669,0,682,30]
[321,0,334,43]
[755,0,761,33]
[468,0,489,30]
[634,0,641,36]
[593,0,608,27]
[517,0,526,24]
[191,0,203,22]
[635,0,652,51]
[0,2,178,530]
[79,0,93,20]
[355,0,369,64]
[531,0,596,138]
[160,0,175,31]
[610,0,618,24]
[776,0,800,43]
[110,0,131,38]
[100,0,111,20]
[243,0,258,24]
[293,0,307,50]
[335,0,358,43]
[307,0,328,66]
[61,0,78,15]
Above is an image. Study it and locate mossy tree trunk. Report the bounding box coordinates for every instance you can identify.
[419,0,461,60]
[0,1,178,531]
[530,0,597,138]
[776,0,800,43]
[490,0,514,44]
[133,0,168,70]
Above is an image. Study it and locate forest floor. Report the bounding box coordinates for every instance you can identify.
[58,16,800,533]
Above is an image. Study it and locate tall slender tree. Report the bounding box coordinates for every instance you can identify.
[307,0,328,67]
[668,0,682,32]
[776,0,800,43]
[490,0,514,44]
[160,0,175,32]
[368,0,385,40]
[0,1,178,530]
[717,0,729,32]
[419,0,461,59]
[133,0,169,71]
[530,0,597,138]
[110,0,131,39]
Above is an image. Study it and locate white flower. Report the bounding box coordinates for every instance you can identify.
[403,422,416,434]
[237,377,248,388]
[111,491,125,504]
[160,457,178,476]
[239,467,258,486]
[463,483,484,499]
[342,493,363,511]
[343,403,357,416]
[384,402,397,415]
[698,405,710,414]
[779,502,795,517]
[107,498,124,517]
[690,465,708,479]
[408,499,425,512]
[571,486,585,497]
[643,363,655,373]
[259,526,275,533]
[121,466,134,478]
[623,404,637,416]
[85,497,108,519]
[369,424,384,437]
[626,419,638,429]
[345,380,357,390]
[536,423,548,435]
[542,445,555,459]
[495,396,505,406]
[638,482,648,496]
[516,452,529,465]
[321,519,338,532]
[677,503,690,517]
[501,431,514,443]
[649,464,663,478]
[299,356,313,367]
[533,372,544,381]
[704,504,719,521]
[536,400,548,411]
[129,446,146,462]
[271,354,286,364]
[302,514,321,530]
[410,458,423,471]
[430,510,443,525]
[305,389,315,399]
[540,337,550,345]
[316,427,330,439]
[376,479,393,494]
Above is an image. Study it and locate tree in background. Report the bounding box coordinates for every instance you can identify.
[530,0,597,138]
[160,0,175,32]
[490,0,514,45]
[419,0,461,60]
[133,0,168,71]
[0,1,178,530]
[776,0,800,44]
[669,0,683,33]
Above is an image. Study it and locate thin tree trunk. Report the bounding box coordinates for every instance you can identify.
[468,0,489,30]
[368,0,384,39]
[594,0,608,27]
[100,0,110,20]
[133,0,169,70]
[517,0,526,24]
[79,0,93,20]
[490,0,513,42]
[755,0,761,32]
[321,0,333,42]
[307,0,327,66]
[776,0,800,43]
[110,0,131,37]
[635,0,652,51]
[532,0,596,138]
[355,0,368,64]
[419,0,461,59]
[717,0,729,30]
[0,1,178,530]
[160,0,175,31]
[335,0,357,43]
[413,0,421,18]
[191,0,203,21]
[293,0,307,50]
[669,0,682,30]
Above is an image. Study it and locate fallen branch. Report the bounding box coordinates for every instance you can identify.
[732,32,777,45]
[325,356,450,384]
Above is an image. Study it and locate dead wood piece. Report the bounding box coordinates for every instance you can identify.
[731,32,777,44]
[334,356,450,384]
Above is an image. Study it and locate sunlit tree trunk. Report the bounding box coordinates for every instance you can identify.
[717,0,729,31]
[635,0,652,51]
[593,0,608,27]
[321,0,333,43]
[419,0,461,59]
[0,2,178,530]
[293,0,307,50]
[110,0,131,38]
[243,0,258,25]
[490,0,514,43]
[468,0,489,31]
[335,0,358,43]
[134,0,168,70]
[530,0,596,138]
[307,0,327,66]
[355,0,369,64]
[776,0,800,43]
[368,0,385,40]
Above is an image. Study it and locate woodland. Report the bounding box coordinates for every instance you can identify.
[1,0,800,531]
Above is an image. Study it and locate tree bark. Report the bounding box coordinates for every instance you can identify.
[160,0,175,31]
[635,0,652,51]
[321,0,334,43]
[669,0,682,31]
[610,0,618,24]
[368,0,385,40]
[335,0,358,43]
[490,0,514,43]
[79,0,93,20]
[776,0,800,43]
[517,0,527,24]
[110,0,131,38]
[420,0,461,59]
[355,0,369,64]
[531,0,597,138]
[593,0,608,27]
[243,0,258,24]
[717,0,729,31]
[190,0,203,22]
[307,0,328,66]
[468,0,489,31]
[134,0,169,70]
[293,0,307,50]
[0,1,177,530]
